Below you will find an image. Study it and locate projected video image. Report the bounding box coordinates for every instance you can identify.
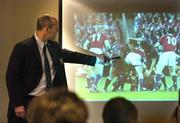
[74,12,180,101]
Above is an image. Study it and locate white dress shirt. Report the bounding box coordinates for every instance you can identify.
[29,33,56,96]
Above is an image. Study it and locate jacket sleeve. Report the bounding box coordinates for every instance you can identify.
[61,49,97,66]
[48,41,97,66]
[6,43,26,107]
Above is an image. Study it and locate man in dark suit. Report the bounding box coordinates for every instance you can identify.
[6,14,102,123]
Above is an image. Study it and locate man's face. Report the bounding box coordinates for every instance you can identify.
[46,21,58,40]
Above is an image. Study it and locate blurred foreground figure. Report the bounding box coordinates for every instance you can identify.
[171,105,180,123]
[27,88,88,123]
[103,97,138,123]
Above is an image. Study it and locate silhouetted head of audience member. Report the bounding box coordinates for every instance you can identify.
[27,88,88,123]
[171,105,180,123]
[103,97,138,123]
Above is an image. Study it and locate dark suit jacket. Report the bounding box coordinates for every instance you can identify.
[6,36,96,108]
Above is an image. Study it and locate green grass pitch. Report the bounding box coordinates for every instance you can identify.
[75,76,180,101]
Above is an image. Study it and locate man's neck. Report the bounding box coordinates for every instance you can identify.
[36,31,47,43]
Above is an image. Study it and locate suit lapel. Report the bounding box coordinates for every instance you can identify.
[31,36,43,70]
[47,42,57,68]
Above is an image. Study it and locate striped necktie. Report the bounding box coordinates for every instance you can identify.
[43,44,53,89]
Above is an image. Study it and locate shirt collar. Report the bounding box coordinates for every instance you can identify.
[34,32,46,49]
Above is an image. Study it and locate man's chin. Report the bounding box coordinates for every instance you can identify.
[49,37,56,41]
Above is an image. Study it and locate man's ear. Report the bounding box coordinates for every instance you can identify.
[43,27,49,34]
[45,27,49,32]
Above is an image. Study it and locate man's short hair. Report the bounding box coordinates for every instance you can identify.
[102,97,138,123]
[37,14,57,30]
[27,88,88,123]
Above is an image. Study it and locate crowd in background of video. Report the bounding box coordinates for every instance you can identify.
[74,12,180,93]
